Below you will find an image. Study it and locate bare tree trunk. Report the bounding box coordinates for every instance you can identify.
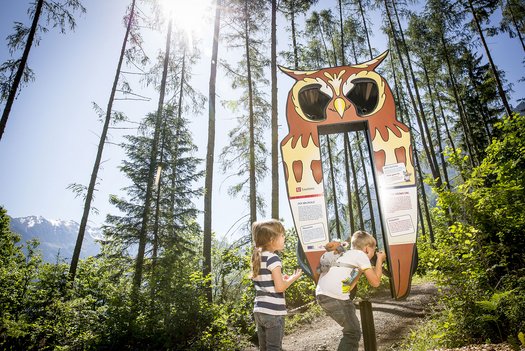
[353,15,377,235]
[343,134,355,233]
[391,0,441,183]
[152,124,167,271]
[271,0,279,219]
[384,0,441,186]
[466,65,493,142]
[203,0,221,303]
[356,133,376,234]
[291,5,299,69]
[400,96,434,243]
[434,83,468,184]
[466,0,513,116]
[434,87,457,156]
[440,33,478,167]
[149,118,168,308]
[0,0,44,140]
[326,137,341,239]
[413,141,434,243]
[390,41,434,240]
[346,135,364,229]
[133,16,173,295]
[421,62,451,188]
[323,17,339,66]
[316,16,333,66]
[338,0,345,65]
[356,0,373,59]
[417,193,426,238]
[244,0,257,224]
[69,0,136,281]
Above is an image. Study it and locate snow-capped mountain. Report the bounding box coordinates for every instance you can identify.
[9,215,101,263]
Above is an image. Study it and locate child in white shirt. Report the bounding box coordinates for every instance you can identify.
[315,230,386,351]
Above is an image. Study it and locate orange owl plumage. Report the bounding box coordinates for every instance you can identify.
[279,51,414,185]
[279,51,418,300]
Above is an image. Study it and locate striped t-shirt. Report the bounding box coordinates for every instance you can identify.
[252,251,287,316]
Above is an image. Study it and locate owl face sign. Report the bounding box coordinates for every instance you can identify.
[279,51,418,300]
[280,51,407,152]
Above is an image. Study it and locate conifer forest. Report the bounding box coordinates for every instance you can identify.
[0,0,524,349]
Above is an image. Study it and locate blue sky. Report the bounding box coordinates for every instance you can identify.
[0,0,292,241]
[0,0,524,241]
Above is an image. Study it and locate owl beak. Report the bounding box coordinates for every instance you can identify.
[334,97,346,118]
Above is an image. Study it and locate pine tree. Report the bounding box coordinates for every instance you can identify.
[0,0,85,140]
[220,0,270,236]
[279,0,318,69]
[203,0,222,303]
[69,0,141,282]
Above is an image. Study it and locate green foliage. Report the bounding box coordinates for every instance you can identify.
[403,113,525,349]
[281,228,316,308]
[0,207,251,350]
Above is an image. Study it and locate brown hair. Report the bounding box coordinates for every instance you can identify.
[350,230,376,250]
[250,219,285,279]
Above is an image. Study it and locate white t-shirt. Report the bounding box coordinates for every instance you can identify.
[315,249,372,300]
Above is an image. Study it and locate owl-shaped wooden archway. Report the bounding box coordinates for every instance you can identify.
[279,51,417,300]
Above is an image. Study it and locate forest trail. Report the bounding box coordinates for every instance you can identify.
[243,282,439,351]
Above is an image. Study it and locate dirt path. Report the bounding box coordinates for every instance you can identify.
[244,282,439,351]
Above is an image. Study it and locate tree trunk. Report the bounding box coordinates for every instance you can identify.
[271,0,279,220]
[421,62,451,188]
[152,121,168,272]
[413,140,434,243]
[347,135,364,229]
[356,132,376,235]
[439,32,477,167]
[353,23,378,234]
[203,0,221,303]
[466,0,513,116]
[133,16,173,295]
[0,0,44,140]
[150,118,169,306]
[244,0,257,225]
[324,18,338,66]
[466,64,493,143]
[434,86,457,156]
[69,0,136,281]
[384,0,441,186]
[400,96,434,243]
[291,5,299,69]
[357,0,373,59]
[326,137,341,239]
[338,0,345,65]
[391,0,441,184]
[343,134,355,233]
[417,194,426,238]
[316,17,333,66]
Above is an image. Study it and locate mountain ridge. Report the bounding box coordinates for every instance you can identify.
[9,215,101,263]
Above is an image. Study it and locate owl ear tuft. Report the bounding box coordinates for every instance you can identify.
[278,65,317,80]
[355,50,389,71]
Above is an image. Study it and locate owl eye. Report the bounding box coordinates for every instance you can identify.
[298,85,331,121]
[345,79,379,116]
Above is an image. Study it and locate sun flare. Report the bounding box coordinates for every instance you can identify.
[159,0,213,39]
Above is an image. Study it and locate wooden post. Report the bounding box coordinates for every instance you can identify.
[359,300,377,351]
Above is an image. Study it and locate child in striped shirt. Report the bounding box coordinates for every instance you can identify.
[250,219,303,351]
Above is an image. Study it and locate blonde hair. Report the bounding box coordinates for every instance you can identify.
[250,219,285,279]
[350,230,376,250]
